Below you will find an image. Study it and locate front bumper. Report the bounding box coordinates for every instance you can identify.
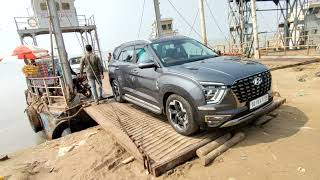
[197,97,286,128]
[220,97,285,127]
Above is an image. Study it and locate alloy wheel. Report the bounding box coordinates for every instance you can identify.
[168,100,189,131]
[112,81,121,99]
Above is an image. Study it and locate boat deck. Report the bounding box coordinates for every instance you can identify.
[84,101,223,176]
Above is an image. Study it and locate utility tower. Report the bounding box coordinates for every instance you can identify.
[228,0,308,56]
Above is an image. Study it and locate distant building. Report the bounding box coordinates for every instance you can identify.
[150,18,178,39]
[305,0,320,45]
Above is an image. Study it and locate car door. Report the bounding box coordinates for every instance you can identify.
[131,46,162,107]
[114,46,136,95]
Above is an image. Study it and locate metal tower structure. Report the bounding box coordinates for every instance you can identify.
[228,0,254,54]
[228,0,308,55]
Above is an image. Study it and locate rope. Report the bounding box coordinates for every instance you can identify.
[137,0,146,38]
[167,0,202,38]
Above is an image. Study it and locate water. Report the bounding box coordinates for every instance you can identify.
[0,59,42,154]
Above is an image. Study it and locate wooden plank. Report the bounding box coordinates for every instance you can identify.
[85,101,227,177]
[84,105,144,163]
[269,58,320,71]
[136,128,177,148]
[151,132,223,177]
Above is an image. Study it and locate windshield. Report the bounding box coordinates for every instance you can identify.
[151,39,218,67]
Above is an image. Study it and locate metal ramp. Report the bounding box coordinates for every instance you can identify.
[84,101,222,176]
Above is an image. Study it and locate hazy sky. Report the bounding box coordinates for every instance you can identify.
[0,0,279,58]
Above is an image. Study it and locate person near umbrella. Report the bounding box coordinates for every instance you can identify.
[80,45,104,103]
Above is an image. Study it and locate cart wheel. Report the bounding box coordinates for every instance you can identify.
[26,107,43,133]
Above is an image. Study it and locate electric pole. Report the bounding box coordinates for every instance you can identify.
[199,0,208,45]
[46,0,74,100]
[250,0,260,59]
[153,0,162,37]
[284,1,289,47]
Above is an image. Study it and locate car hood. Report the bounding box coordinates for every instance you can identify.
[166,56,268,85]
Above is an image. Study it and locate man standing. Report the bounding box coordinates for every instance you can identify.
[80,45,104,103]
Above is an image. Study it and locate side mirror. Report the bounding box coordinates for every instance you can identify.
[138,62,158,69]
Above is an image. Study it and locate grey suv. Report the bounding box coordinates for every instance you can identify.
[109,36,277,136]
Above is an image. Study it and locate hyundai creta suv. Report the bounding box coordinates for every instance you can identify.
[108,36,280,136]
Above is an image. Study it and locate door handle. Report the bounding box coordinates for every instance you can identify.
[114,66,120,70]
[131,69,139,74]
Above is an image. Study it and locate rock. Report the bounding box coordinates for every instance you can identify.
[240,155,247,160]
[166,169,174,175]
[315,71,320,77]
[0,154,9,161]
[297,75,307,82]
[293,67,304,72]
[297,166,306,173]
[58,145,76,157]
[86,131,98,138]
[121,156,134,164]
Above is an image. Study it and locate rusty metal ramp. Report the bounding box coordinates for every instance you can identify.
[84,101,222,176]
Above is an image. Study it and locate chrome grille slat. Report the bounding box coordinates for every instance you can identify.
[231,71,272,103]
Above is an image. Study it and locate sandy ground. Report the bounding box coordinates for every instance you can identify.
[1,61,320,180]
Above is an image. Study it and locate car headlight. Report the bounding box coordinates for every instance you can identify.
[200,82,227,104]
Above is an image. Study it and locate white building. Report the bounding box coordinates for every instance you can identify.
[30,0,79,28]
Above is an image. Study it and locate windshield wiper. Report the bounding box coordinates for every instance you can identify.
[192,55,216,62]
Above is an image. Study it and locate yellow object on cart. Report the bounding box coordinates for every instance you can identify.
[22,65,39,77]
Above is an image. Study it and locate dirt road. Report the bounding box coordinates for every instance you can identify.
[1,62,320,180]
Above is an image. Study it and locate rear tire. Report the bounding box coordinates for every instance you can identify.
[111,80,125,102]
[166,94,199,136]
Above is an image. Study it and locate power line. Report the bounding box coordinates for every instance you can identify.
[167,0,202,38]
[188,8,199,36]
[204,0,229,42]
[137,0,146,38]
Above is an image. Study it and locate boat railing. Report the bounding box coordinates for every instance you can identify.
[26,76,68,108]
[14,15,96,31]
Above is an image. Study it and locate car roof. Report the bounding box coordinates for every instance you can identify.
[112,36,192,59]
[150,35,191,43]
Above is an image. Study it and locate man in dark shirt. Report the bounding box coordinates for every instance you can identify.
[80,45,104,103]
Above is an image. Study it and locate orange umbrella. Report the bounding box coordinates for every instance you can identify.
[12,45,49,60]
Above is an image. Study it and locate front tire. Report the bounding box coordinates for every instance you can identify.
[111,80,125,102]
[166,94,199,136]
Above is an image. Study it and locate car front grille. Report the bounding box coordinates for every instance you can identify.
[231,71,272,103]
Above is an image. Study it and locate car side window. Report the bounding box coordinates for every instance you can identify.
[119,47,134,63]
[136,48,153,64]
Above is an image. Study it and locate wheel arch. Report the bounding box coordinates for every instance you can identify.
[161,85,200,115]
